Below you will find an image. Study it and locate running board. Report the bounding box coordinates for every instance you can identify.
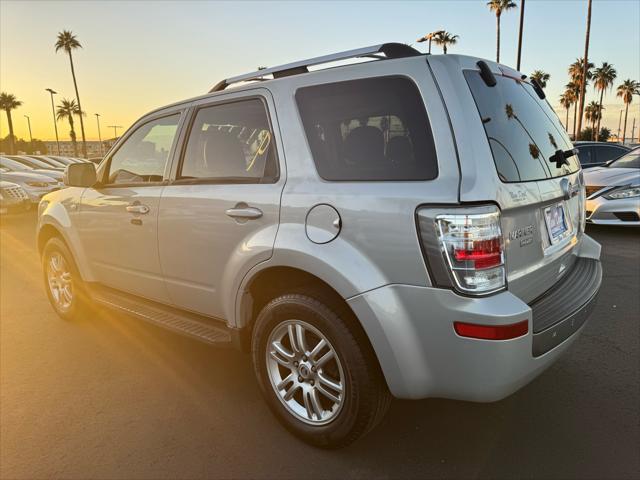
[90,285,233,346]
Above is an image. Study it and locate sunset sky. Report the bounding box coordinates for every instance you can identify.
[1,0,639,143]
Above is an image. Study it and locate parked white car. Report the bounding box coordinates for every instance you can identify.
[0,180,30,215]
[585,147,640,226]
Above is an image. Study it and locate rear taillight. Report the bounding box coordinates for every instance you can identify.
[417,206,506,296]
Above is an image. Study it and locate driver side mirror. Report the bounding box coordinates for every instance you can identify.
[64,162,97,187]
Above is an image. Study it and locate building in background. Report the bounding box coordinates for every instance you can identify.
[44,139,116,158]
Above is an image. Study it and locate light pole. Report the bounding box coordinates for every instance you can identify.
[617,109,623,141]
[45,88,60,155]
[24,115,33,152]
[107,125,123,139]
[516,0,525,71]
[95,113,103,156]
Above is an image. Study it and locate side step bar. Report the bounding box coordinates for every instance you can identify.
[90,285,234,346]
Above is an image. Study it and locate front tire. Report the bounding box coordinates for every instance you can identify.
[252,293,391,448]
[42,237,87,321]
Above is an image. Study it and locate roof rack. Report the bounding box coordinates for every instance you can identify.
[209,42,421,93]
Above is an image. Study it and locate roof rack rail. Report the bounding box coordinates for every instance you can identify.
[209,42,421,93]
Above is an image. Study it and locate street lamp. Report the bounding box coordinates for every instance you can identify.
[24,115,33,152]
[416,30,445,54]
[45,88,61,155]
[95,113,103,157]
[107,125,123,139]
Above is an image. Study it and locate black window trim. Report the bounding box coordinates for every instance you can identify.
[294,74,440,183]
[171,95,280,186]
[99,111,184,189]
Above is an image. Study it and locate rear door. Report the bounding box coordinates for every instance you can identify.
[429,57,583,303]
[157,91,284,320]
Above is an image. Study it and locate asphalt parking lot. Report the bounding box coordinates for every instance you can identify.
[1,213,638,479]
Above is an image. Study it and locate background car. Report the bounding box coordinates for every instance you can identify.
[573,141,630,169]
[0,180,30,216]
[14,154,67,169]
[0,156,65,182]
[0,168,61,204]
[43,155,84,165]
[585,147,640,226]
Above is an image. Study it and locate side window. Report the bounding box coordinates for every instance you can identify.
[106,114,180,185]
[295,77,438,181]
[179,99,277,183]
[595,146,626,164]
[576,147,592,165]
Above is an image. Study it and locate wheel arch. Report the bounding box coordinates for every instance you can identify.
[238,265,387,384]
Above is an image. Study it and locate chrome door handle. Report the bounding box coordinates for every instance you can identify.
[225,206,263,220]
[126,204,150,215]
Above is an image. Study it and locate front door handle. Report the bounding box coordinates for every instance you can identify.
[225,206,263,220]
[126,203,150,215]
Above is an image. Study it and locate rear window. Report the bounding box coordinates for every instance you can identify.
[465,70,580,182]
[295,76,438,181]
[595,146,627,164]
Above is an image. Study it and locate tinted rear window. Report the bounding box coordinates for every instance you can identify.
[465,70,580,182]
[295,77,438,181]
[595,145,627,163]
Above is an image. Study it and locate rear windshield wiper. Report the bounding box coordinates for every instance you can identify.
[549,148,577,168]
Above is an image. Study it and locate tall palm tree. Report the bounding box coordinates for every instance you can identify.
[559,92,572,131]
[617,79,640,143]
[487,0,517,63]
[0,92,22,154]
[56,98,81,157]
[530,70,550,88]
[592,62,617,141]
[432,31,459,54]
[55,30,87,158]
[576,0,593,137]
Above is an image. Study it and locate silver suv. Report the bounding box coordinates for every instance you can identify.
[37,43,602,448]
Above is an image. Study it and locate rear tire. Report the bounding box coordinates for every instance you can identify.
[252,293,391,448]
[42,237,88,321]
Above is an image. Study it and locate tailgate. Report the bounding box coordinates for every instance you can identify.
[428,56,584,303]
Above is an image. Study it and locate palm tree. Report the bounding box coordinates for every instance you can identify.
[530,70,550,88]
[564,81,580,139]
[559,92,572,131]
[487,0,517,63]
[0,92,22,154]
[55,30,87,158]
[432,31,459,54]
[617,79,640,143]
[592,62,617,141]
[569,58,593,138]
[585,101,602,140]
[56,98,81,157]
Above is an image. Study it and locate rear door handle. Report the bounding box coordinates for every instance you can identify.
[225,206,263,220]
[126,204,150,215]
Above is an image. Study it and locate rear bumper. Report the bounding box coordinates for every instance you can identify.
[348,236,602,401]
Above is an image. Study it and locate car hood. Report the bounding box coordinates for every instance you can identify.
[583,167,640,187]
[0,171,58,183]
[0,180,21,189]
[32,169,64,181]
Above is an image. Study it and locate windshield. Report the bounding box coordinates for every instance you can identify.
[608,148,640,168]
[464,70,580,182]
[0,157,32,171]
